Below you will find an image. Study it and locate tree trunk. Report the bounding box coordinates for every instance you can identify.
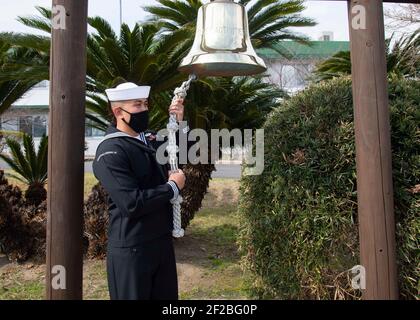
[179,163,215,229]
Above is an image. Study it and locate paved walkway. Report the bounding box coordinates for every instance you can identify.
[0,160,242,179]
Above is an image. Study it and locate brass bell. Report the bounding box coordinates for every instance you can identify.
[178,0,267,77]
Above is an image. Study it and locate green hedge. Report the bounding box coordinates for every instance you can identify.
[238,77,419,299]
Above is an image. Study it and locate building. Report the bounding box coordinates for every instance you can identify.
[0,80,104,157]
[257,38,349,93]
[0,37,349,157]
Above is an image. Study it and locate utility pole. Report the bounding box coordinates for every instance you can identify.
[120,0,123,29]
[347,0,398,299]
[46,0,88,299]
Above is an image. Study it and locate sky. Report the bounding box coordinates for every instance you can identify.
[0,0,417,41]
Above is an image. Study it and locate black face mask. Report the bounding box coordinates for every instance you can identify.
[120,108,149,133]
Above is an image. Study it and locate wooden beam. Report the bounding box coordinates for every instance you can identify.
[46,0,88,300]
[347,0,398,299]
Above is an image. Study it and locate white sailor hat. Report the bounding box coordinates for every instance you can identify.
[105,82,151,102]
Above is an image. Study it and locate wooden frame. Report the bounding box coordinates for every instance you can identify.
[46,0,413,300]
[316,0,406,299]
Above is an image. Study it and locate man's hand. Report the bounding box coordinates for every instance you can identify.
[168,169,186,190]
[169,98,184,122]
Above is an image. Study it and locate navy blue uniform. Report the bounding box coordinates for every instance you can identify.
[93,123,189,300]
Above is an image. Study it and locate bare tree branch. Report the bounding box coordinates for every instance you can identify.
[385,4,420,30]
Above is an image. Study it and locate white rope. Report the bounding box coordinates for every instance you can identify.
[167,74,197,238]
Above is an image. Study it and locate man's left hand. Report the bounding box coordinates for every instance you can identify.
[169,98,184,122]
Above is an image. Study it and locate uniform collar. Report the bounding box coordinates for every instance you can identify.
[105,124,153,137]
[101,124,155,151]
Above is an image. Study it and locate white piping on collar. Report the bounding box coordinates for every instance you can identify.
[98,131,151,149]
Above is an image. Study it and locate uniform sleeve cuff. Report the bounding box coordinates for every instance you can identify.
[167,180,180,201]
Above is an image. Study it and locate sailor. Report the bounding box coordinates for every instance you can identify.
[93,82,188,300]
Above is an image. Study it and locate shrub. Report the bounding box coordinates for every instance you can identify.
[0,170,46,262]
[83,183,108,259]
[238,77,419,299]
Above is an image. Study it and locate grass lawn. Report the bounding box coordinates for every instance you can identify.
[0,176,252,300]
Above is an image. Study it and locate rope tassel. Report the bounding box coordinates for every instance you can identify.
[167,74,197,238]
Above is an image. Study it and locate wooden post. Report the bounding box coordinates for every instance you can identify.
[46,0,88,299]
[347,0,398,299]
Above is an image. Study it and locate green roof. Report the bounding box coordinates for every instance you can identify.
[257,41,350,60]
[11,105,48,110]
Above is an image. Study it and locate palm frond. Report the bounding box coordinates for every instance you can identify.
[313,29,419,81]
[23,134,36,180]
[247,0,279,21]
[0,81,38,113]
[0,32,50,52]
[0,134,48,185]
[16,17,51,34]
[3,171,27,184]
[88,16,118,41]
[35,6,52,19]
[36,134,48,183]
[1,137,30,181]
[85,113,109,132]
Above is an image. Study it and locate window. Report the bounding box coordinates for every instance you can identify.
[85,125,92,137]
[85,120,105,137]
[280,65,296,88]
[19,116,33,135]
[294,65,309,87]
[1,117,19,132]
[0,115,48,137]
[33,116,47,137]
[92,127,104,137]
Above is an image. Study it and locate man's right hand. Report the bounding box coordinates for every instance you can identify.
[169,170,186,190]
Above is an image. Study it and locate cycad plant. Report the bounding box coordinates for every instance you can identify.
[85,17,194,131]
[0,6,50,112]
[177,75,285,228]
[141,0,311,226]
[0,2,312,231]
[0,39,43,113]
[0,7,191,130]
[144,0,315,50]
[0,133,48,206]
